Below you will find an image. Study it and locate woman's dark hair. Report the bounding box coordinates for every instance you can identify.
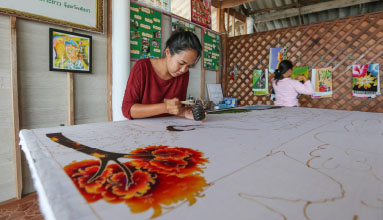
[164,30,202,63]
[274,60,293,85]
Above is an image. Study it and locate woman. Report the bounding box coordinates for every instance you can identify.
[272,60,314,107]
[122,31,202,120]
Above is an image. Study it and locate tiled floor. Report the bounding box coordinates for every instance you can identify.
[0,193,43,220]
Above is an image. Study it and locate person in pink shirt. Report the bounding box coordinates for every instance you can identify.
[272,60,314,107]
[122,31,202,120]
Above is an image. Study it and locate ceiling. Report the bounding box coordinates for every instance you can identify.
[212,0,383,33]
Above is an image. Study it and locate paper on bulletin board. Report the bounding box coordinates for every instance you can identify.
[135,0,171,13]
[203,30,220,71]
[171,16,195,32]
[130,2,162,60]
[207,84,223,104]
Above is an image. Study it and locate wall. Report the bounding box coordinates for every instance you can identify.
[0,14,16,202]
[225,11,383,113]
[0,9,108,200]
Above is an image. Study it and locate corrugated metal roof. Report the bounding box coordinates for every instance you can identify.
[171,0,383,34]
[242,0,383,32]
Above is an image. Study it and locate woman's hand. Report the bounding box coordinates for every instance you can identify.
[297,75,308,82]
[164,98,182,116]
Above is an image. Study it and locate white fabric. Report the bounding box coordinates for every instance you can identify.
[20,107,383,220]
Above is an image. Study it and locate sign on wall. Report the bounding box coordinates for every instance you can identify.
[171,16,195,33]
[0,0,103,32]
[203,30,220,70]
[135,0,171,13]
[191,0,211,29]
[130,2,162,60]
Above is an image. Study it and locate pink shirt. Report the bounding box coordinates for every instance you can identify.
[272,78,314,107]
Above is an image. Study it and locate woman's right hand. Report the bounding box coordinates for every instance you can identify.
[297,75,308,82]
[164,98,182,116]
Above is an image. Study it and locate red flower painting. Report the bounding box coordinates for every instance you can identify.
[47,133,209,218]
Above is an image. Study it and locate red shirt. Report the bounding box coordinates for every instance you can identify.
[122,59,189,119]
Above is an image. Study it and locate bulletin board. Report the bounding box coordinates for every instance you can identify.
[191,0,212,29]
[130,2,162,60]
[203,30,220,70]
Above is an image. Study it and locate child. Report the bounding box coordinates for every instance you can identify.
[272,60,314,107]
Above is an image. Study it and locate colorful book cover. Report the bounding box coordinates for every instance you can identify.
[311,67,333,98]
[352,64,380,98]
[252,69,268,96]
[292,66,309,82]
[269,46,287,73]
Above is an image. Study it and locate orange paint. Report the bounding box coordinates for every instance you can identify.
[64,145,209,218]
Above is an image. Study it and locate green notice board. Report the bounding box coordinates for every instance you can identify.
[130,3,162,60]
[203,30,220,70]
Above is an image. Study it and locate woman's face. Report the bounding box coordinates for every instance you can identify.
[166,48,198,78]
[284,68,293,77]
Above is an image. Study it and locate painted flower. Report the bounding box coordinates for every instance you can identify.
[128,145,209,177]
[356,74,375,89]
[63,145,209,218]
[65,160,156,203]
[353,65,368,77]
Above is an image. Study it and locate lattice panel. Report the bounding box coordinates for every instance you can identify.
[224,12,383,113]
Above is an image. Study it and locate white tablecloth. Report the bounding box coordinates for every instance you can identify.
[20,107,383,220]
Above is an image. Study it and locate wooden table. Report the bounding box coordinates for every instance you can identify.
[20,107,383,220]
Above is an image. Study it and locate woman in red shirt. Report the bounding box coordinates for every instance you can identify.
[122,31,202,120]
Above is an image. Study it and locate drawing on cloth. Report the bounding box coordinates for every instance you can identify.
[46,133,209,218]
[311,67,333,98]
[352,64,380,98]
[252,69,269,96]
[292,66,309,83]
[269,46,287,73]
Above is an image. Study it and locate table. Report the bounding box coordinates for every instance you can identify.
[20,107,383,220]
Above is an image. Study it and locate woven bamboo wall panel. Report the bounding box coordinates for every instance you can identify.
[225,12,383,113]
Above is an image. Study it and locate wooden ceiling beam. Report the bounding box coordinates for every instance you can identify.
[212,0,256,9]
[252,0,380,23]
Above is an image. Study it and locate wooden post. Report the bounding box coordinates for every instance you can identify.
[200,30,205,100]
[107,0,113,121]
[220,8,228,96]
[232,11,235,36]
[10,16,22,200]
[66,28,75,126]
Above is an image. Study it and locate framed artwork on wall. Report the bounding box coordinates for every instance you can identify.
[49,28,92,73]
[0,0,103,32]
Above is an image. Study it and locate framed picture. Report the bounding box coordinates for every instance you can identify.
[0,0,103,32]
[49,28,92,73]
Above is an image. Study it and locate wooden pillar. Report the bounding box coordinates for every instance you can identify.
[107,0,113,121]
[10,16,22,200]
[219,8,228,96]
[66,28,74,126]
[200,30,205,100]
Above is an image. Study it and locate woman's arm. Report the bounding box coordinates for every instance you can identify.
[293,79,314,95]
[130,98,193,119]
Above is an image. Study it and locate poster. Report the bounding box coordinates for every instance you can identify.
[292,66,309,82]
[203,30,220,70]
[311,67,333,98]
[171,16,195,32]
[252,69,269,96]
[50,28,92,73]
[191,0,211,29]
[130,2,162,60]
[136,0,171,12]
[352,64,380,98]
[269,46,287,73]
